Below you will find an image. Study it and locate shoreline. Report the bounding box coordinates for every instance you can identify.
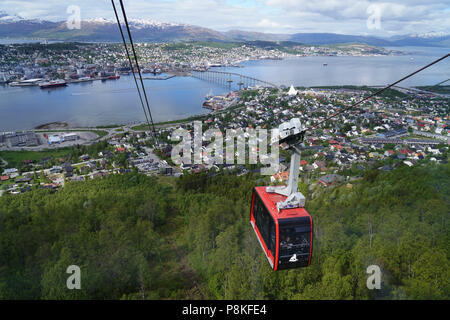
[1,45,447,132]
[4,83,446,133]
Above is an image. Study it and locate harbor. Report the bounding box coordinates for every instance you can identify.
[202,90,240,112]
[6,72,180,88]
[7,75,123,88]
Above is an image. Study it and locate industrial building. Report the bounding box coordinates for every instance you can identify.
[0,132,39,147]
[47,133,79,144]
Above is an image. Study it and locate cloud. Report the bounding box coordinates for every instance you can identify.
[256,19,279,28]
[0,0,448,35]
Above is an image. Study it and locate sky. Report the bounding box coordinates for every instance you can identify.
[0,0,449,36]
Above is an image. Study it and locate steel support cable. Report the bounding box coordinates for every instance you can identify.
[111,0,152,133]
[117,0,158,144]
[303,53,450,136]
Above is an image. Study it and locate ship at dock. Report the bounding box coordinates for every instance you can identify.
[205,89,214,100]
[9,78,43,87]
[39,80,67,89]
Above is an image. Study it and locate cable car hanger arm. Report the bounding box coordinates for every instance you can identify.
[267,118,306,211]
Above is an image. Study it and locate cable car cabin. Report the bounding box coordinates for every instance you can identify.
[250,186,313,270]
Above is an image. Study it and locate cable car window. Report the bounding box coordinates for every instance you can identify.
[270,221,276,254]
[253,193,275,253]
[279,225,310,257]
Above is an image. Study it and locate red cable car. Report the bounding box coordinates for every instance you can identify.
[250,118,313,270]
[250,187,313,270]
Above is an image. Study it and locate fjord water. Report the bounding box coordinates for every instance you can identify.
[0,46,448,131]
[219,46,450,87]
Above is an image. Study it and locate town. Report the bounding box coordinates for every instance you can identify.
[0,42,396,84]
[1,84,448,197]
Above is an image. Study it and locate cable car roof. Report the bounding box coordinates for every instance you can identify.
[254,186,310,220]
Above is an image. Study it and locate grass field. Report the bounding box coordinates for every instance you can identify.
[131,115,207,131]
[0,148,73,169]
[92,130,108,139]
[96,124,122,129]
[415,85,450,94]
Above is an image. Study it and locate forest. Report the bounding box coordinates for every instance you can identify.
[0,162,448,299]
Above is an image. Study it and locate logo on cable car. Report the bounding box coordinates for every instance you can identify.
[289,254,298,262]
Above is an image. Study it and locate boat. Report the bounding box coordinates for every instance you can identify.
[39,80,67,89]
[205,89,214,100]
[10,78,44,87]
[69,77,94,83]
[323,63,328,66]
[108,74,120,80]
[0,73,8,84]
[203,100,214,109]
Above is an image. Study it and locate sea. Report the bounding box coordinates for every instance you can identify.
[0,45,448,131]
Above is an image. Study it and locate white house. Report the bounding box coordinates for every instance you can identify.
[288,85,297,96]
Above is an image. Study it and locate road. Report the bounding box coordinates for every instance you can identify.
[370,85,450,99]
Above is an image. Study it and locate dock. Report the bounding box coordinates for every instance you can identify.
[142,75,176,81]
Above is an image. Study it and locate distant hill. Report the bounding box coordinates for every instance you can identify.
[288,33,392,46]
[0,11,449,46]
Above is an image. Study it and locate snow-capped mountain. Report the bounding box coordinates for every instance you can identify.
[83,17,113,25]
[0,10,24,23]
[0,11,58,38]
[0,11,448,46]
[0,12,225,42]
[128,18,183,29]
[82,17,182,29]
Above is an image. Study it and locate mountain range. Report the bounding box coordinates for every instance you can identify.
[0,11,449,47]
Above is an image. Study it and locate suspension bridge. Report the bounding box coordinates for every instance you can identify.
[192,70,279,89]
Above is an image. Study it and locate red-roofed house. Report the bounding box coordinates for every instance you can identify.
[1,175,9,182]
[384,150,395,157]
[399,148,413,155]
[314,161,326,169]
[271,171,289,183]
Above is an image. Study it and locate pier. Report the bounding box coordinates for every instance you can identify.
[143,75,176,81]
